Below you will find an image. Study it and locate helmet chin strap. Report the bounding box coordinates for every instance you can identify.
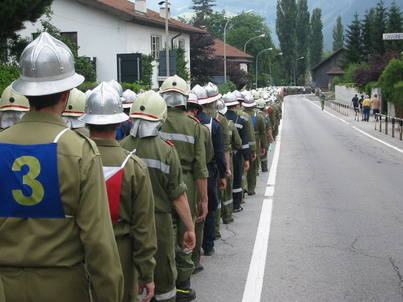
[130,119,162,138]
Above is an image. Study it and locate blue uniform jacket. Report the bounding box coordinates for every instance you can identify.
[225,110,250,161]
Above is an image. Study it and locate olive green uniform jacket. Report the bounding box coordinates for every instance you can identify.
[121,135,187,300]
[94,138,157,302]
[0,112,123,302]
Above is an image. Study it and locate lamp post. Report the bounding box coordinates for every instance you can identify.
[269,51,282,86]
[224,10,254,83]
[159,1,170,77]
[294,56,304,86]
[255,48,272,88]
[243,33,266,53]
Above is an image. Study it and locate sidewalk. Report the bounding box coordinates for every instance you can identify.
[305,95,403,150]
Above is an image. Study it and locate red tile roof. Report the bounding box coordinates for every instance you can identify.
[77,0,205,34]
[212,39,253,60]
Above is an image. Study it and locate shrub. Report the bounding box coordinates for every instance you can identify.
[218,81,236,94]
[78,81,98,92]
[0,65,19,94]
[122,82,150,92]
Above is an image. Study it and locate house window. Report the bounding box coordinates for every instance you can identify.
[178,39,185,49]
[151,35,161,59]
[61,32,78,46]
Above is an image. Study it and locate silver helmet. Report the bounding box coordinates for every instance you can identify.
[122,89,137,109]
[79,82,128,125]
[191,85,208,104]
[202,82,221,105]
[233,90,244,101]
[222,92,239,107]
[12,32,84,96]
[242,93,256,108]
[217,99,227,115]
[107,80,123,97]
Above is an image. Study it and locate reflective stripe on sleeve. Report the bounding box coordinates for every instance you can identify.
[235,123,243,129]
[217,202,222,210]
[241,144,250,149]
[249,141,256,146]
[141,158,170,174]
[233,188,243,193]
[223,199,233,206]
[155,288,177,301]
[160,132,195,144]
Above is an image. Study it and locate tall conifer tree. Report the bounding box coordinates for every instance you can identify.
[344,13,363,66]
[332,16,344,51]
[309,8,323,67]
[295,0,310,85]
[192,0,216,26]
[276,0,297,84]
[386,1,403,52]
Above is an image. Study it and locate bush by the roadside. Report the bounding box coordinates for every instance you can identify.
[218,81,236,94]
[0,65,19,94]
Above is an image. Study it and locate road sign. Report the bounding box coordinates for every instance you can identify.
[383,33,403,40]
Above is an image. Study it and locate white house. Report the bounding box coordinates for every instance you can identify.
[19,0,204,89]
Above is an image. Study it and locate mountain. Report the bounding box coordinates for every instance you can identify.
[142,0,402,50]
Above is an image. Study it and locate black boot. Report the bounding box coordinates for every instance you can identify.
[176,279,196,302]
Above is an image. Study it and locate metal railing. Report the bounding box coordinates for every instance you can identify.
[326,100,351,117]
[375,114,403,141]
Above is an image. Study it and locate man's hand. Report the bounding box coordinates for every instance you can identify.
[244,160,250,172]
[196,200,208,222]
[251,153,257,161]
[138,282,155,302]
[226,169,232,177]
[182,230,196,250]
[218,178,227,191]
[260,148,266,157]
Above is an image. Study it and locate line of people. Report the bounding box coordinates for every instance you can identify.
[0,32,282,302]
[352,94,381,122]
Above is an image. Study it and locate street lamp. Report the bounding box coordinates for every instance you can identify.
[269,51,282,86]
[224,9,254,83]
[159,1,170,77]
[243,33,266,53]
[255,48,272,88]
[294,56,304,86]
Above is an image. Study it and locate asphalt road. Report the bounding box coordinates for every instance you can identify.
[192,95,403,302]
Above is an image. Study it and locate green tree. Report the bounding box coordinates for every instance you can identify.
[192,0,216,26]
[189,32,217,85]
[372,0,388,54]
[378,59,403,117]
[361,8,376,58]
[344,13,363,66]
[332,16,344,51]
[276,0,297,84]
[203,11,228,39]
[295,0,310,85]
[0,0,53,62]
[385,1,403,52]
[309,8,323,68]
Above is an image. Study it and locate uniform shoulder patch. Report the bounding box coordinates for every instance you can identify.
[76,130,100,155]
[188,115,200,123]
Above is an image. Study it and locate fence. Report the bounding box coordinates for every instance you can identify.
[326,100,351,116]
[375,114,403,141]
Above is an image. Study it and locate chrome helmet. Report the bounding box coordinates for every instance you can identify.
[106,80,123,97]
[242,93,256,108]
[122,89,137,109]
[12,32,84,96]
[202,82,221,105]
[222,92,239,107]
[79,82,128,125]
[233,90,244,101]
[217,99,227,115]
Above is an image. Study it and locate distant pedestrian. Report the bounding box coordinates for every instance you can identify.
[359,95,364,120]
[362,96,372,122]
[372,94,381,121]
[352,94,359,121]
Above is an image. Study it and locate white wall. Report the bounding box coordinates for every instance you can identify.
[18,0,191,87]
[335,85,361,106]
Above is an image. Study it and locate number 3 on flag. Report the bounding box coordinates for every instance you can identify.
[12,155,45,206]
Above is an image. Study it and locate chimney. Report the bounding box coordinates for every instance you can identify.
[135,0,147,14]
[160,6,170,19]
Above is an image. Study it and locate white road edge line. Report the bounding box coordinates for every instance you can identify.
[352,126,403,154]
[241,102,284,302]
[304,97,403,155]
